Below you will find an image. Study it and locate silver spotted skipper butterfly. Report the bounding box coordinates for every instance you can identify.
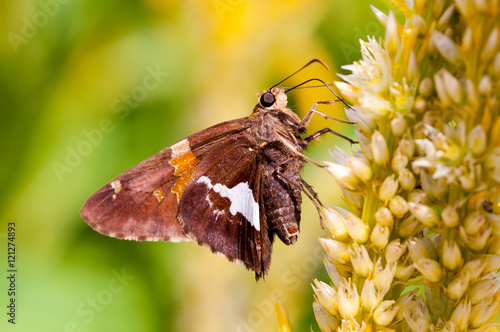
[80,59,354,279]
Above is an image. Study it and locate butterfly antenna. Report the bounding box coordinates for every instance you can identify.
[284,78,355,111]
[291,83,336,89]
[270,59,329,89]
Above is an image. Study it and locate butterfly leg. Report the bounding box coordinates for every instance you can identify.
[274,132,325,167]
[273,164,325,227]
[299,101,355,127]
[304,127,358,145]
[299,179,326,229]
[274,159,322,207]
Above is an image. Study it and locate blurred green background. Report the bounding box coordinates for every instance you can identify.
[1,0,392,331]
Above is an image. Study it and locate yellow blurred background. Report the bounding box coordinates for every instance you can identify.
[1,0,391,331]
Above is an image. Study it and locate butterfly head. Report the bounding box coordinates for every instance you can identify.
[257,87,288,110]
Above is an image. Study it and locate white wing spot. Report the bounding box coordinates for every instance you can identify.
[171,139,190,158]
[197,176,212,188]
[196,176,260,231]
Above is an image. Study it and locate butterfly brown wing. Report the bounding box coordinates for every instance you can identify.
[80,119,252,242]
[178,133,273,278]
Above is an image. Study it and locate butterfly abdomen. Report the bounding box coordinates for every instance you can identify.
[263,169,302,246]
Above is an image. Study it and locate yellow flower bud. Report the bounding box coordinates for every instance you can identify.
[482,28,498,62]
[434,69,451,106]
[437,4,455,29]
[323,207,349,241]
[375,207,394,227]
[447,272,469,300]
[345,107,376,135]
[358,131,374,161]
[313,302,338,332]
[431,30,461,64]
[385,239,407,263]
[467,125,487,156]
[420,170,447,200]
[402,297,431,332]
[419,77,433,96]
[414,258,442,283]
[399,168,416,191]
[337,282,360,319]
[398,133,415,157]
[370,223,390,249]
[319,238,350,265]
[372,131,390,165]
[463,211,486,235]
[442,240,463,271]
[408,202,441,228]
[408,237,433,262]
[323,259,343,289]
[494,52,500,76]
[414,95,427,113]
[384,11,399,59]
[398,216,425,238]
[408,189,427,204]
[469,278,500,305]
[379,174,399,203]
[469,298,498,329]
[370,5,388,27]
[442,205,459,227]
[391,116,407,136]
[391,150,409,172]
[407,51,418,81]
[459,225,492,251]
[482,254,500,275]
[342,190,363,217]
[346,157,373,183]
[442,69,463,104]
[334,207,370,243]
[450,299,471,332]
[395,261,415,281]
[361,279,377,312]
[312,279,338,315]
[479,75,492,96]
[349,243,374,277]
[325,162,360,191]
[373,300,398,326]
[460,259,486,282]
[389,195,409,217]
[373,261,396,290]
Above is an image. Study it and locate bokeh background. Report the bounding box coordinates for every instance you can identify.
[1,0,394,331]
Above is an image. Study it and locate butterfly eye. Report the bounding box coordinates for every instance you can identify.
[260,92,276,107]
